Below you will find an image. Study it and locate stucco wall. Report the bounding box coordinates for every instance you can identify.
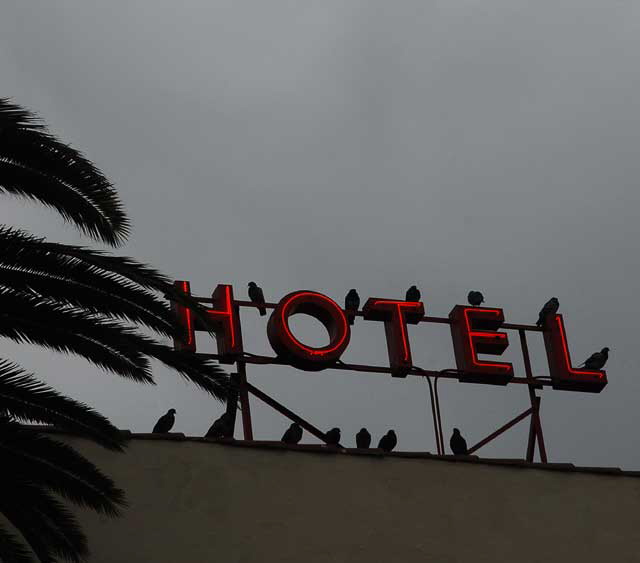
[60,437,640,563]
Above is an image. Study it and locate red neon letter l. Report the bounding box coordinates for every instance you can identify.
[542,314,607,392]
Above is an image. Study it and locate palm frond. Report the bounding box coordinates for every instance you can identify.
[0,360,125,450]
[0,98,128,246]
[0,227,220,335]
[0,98,42,131]
[0,477,88,563]
[0,525,35,563]
[0,289,154,382]
[0,422,126,516]
[0,290,228,397]
[0,226,163,288]
[0,160,123,248]
[0,267,176,337]
[142,346,229,401]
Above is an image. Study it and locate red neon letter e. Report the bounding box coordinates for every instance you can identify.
[449,305,513,385]
[542,314,607,392]
[267,291,351,371]
[362,298,424,378]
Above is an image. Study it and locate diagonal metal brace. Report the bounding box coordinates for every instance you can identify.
[245,381,344,448]
[467,407,533,455]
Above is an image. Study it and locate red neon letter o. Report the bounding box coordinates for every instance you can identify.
[267,291,351,371]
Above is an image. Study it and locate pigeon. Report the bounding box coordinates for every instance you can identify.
[152,409,176,434]
[344,289,360,326]
[536,297,559,327]
[281,422,303,445]
[325,427,341,446]
[406,285,421,302]
[206,413,233,439]
[248,282,266,316]
[467,291,484,307]
[377,430,397,452]
[355,428,371,449]
[580,347,610,370]
[450,428,468,455]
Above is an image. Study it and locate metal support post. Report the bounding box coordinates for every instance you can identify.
[434,376,445,455]
[224,372,240,438]
[425,377,442,454]
[236,361,253,440]
[519,330,548,463]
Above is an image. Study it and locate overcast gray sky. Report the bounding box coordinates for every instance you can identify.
[1,1,639,468]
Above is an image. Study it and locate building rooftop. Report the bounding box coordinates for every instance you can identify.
[30,426,640,478]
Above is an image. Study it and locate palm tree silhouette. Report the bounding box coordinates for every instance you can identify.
[0,98,228,562]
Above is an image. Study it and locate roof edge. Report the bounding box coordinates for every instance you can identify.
[20,425,640,478]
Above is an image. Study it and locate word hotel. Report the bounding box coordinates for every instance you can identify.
[171,282,607,394]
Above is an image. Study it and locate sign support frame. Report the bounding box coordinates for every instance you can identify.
[174,291,605,461]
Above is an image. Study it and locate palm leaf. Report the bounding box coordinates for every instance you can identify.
[0,477,88,563]
[0,422,125,516]
[0,161,123,247]
[0,227,216,336]
[0,289,229,397]
[0,526,35,563]
[0,98,128,246]
[0,360,125,450]
[0,291,153,382]
[0,227,166,289]
[0,267,176,337]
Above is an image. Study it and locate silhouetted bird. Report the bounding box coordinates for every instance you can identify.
[467,291,484,307]
[153,409,176,434]
[206,413,233,439]
[344,289,360,326]
[281,422,303,445]
[377,430,397,452]
[580,347,610,370]
[536,297,559,327]
[325,427,341,446]
[406,285,421,302]
[248,282,266,316]
[450,428,468,455]
[355,428,371,449]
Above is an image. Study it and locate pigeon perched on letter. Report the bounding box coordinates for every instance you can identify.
[406,285,421,302]
[580,347,610,370]
[344,289,360,325]
[536,297,559,327]
[248,282,266,316]
[281,422,303,445]
[153,409,176,434]
[467,291,484,307]
[450,428,468,455]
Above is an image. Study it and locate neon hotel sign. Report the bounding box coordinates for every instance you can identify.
[172,283,607,393]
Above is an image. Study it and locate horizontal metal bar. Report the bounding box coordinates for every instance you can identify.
[234,299,277,310]
[188,296,543,332]
[197,353,554,386]
[503,322,542,332]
